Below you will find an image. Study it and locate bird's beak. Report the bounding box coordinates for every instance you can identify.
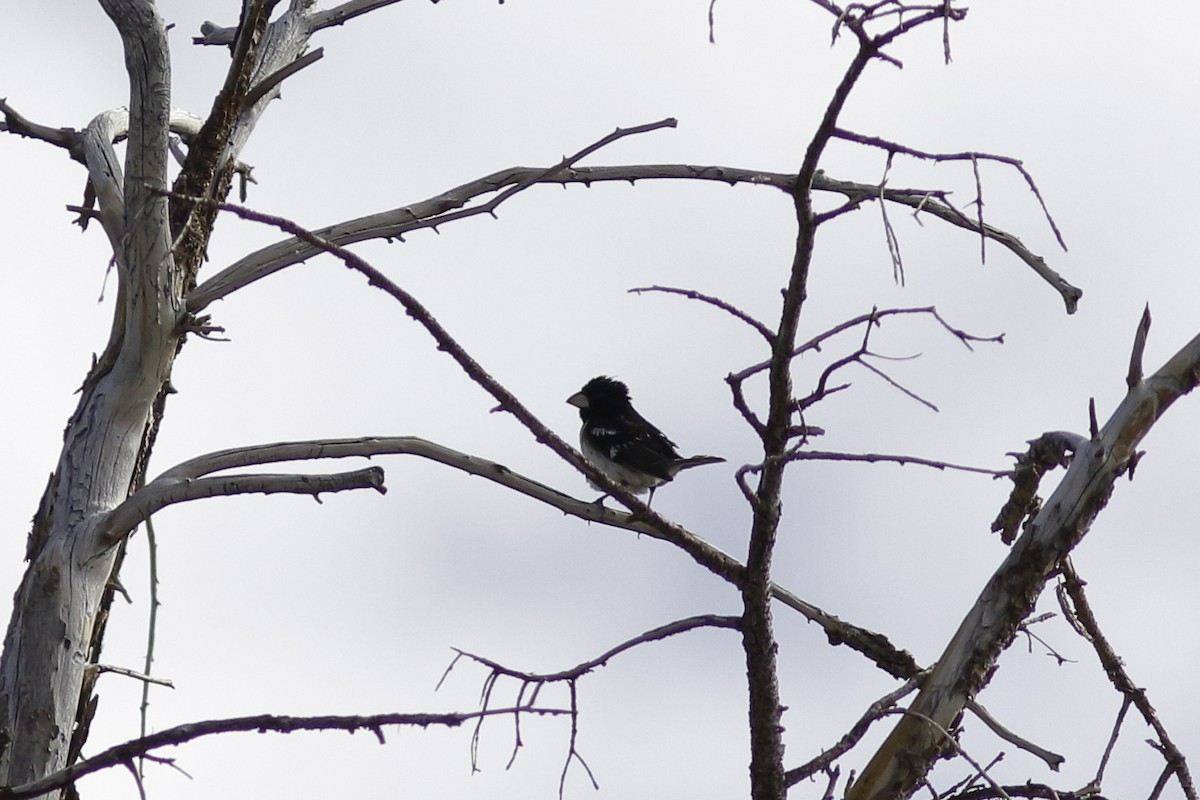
[566,391,588,409]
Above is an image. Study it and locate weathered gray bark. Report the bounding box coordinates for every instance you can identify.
[847,320,1200,799]
[0,1,320,790]
[0,1,176,788]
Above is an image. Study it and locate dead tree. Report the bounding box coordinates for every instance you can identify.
[0,2,1194,799]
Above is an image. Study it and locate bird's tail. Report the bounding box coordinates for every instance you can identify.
[675,455,725,473]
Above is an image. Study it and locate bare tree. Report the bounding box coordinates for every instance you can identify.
[0,2,1195,800]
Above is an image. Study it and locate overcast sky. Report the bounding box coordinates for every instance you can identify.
[2,1,1198,798]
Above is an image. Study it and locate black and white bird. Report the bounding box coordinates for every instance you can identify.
[566,376,724,503]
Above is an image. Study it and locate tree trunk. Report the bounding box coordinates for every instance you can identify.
[0,1,176,789]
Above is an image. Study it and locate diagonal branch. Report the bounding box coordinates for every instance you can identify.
[1058,560,1196,799]
[628,285,775,343]
[832,127,1067,252]
[785,671,927,786]
[817,173,1081,313]
[195,0,408,45]
[241,47,325,108]
[847,320,1200,800]
[308,0,408,31]
[167,191,749,588]
[104,435,927,685]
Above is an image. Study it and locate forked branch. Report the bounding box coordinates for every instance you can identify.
[166,190,751,588]
[847,318,1200,800]
[185,165,1076,314]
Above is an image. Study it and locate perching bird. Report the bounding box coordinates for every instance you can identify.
[566,376,724,503]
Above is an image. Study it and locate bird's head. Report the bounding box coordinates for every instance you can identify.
[567,376,631,419]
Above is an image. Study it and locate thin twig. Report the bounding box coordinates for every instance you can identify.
[87,664,174,689]
[878,151,905,284]
[783,449,1008,477]
[450,615,742,684]
[732,305,1003,383]
[831,126,1067,252]
[1059,560,1196,800]
[447,616,738,795]
[893,709,1013,800]
[786,671,928,785]
[629,285,775,342]
[859,358,939,411]
[138,514,161,777]
[1092,696,1131,790]
[966,700,1064,771]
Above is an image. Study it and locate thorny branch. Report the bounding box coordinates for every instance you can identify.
[629,285,775,343]
[737,7,978,795]
[0,709,569,800]
[1058,561,1196,799]
[164,188,752,588]
[783,450,1009,478]
[184,163,1077,314]
[848,317,1200,800]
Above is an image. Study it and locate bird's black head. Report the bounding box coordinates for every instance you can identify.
[567,376,632,419]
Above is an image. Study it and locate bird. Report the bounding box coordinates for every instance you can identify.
[566,376,724,504]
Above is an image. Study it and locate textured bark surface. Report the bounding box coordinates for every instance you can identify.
[0,2,315,791]
[846,330,1200,800]
[0,1,175,788]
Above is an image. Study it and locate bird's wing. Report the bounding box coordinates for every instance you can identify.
[588,410,681,482]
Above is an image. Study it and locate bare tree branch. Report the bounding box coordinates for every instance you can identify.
[196,0,410,45]
[847,320,1200,800]
[448,615,742,685]
[0,98,82,157]
[242,47,324,108]
[731,305,1003,385]
[629,285,775,343]
[991,431,1085,544]
[166,192,757,593]
[966,700,1065,772]
[0,708,569,800]
[101,467,386,545]
[784,449,1009,478]
[786,671,927,785]
[103,435,934,695]
[1058,560,1196,799]
[308,0,407,31]
[831,127,1067,252]
[446,615,740,799]
[85,665,173,689]
[185,165,1074,314]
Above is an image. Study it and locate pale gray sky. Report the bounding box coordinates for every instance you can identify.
[2,1,1198,798]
